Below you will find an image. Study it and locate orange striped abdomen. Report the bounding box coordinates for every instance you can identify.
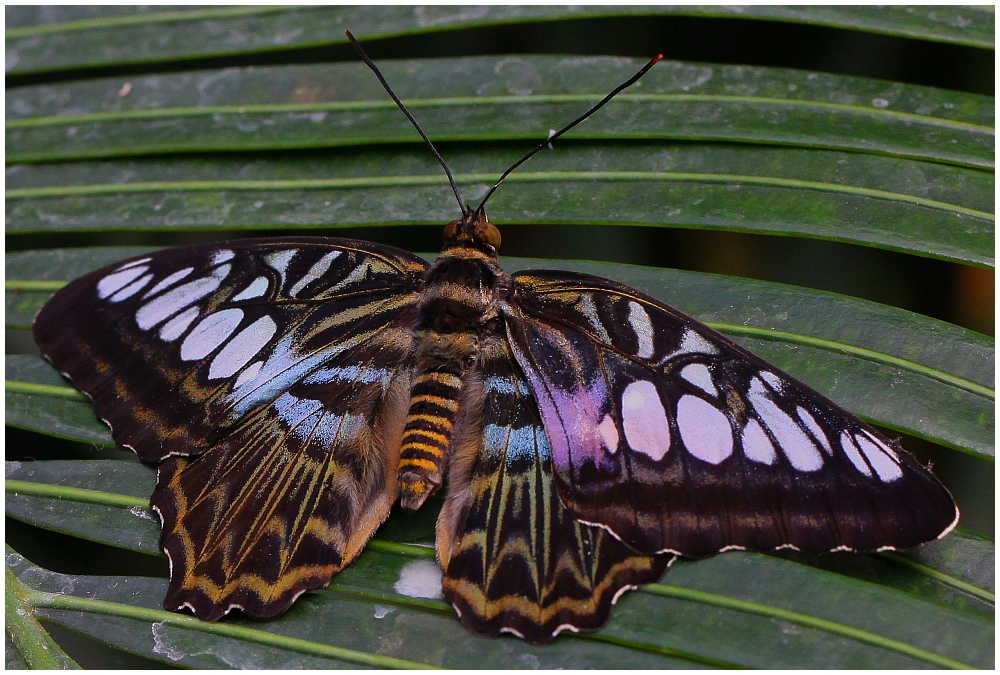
[398,367,463,509]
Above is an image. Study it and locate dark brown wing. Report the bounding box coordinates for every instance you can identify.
[504,270,958,557]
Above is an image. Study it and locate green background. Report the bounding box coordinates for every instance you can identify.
[6,5,994,669]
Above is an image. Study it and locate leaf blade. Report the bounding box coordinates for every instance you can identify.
[7,6,992,75]
[6,143,993,265]
[8,58,993,168]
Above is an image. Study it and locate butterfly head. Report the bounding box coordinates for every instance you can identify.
[443,210,502,252]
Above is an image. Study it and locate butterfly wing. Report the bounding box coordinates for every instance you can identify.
[435,335,670,644]
[34,237,428,618]
[503,270,959,558]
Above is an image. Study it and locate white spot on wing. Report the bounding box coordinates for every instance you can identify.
[621,380,671,461]
[142,267,194,299]
[211,263,231,281]
[741,418,777,465]
[232,276,269,301]
[576,293,612,343]
[289,250,341,297]
[677,395,733,464]
[860,430,900,462]
[855,434,903,482]
[748,378,822,472]
[264,249,298,289]
[180,309,244,361]
[108,273,153,301]
[680,363,718,396]
[627,301,655,359]
[211,249,235,265]
[680,329,718,355]
[797,407,833,455]
[135,276,223,330]
[393,559,443,599]
[208,316,277,380]
[97,266,148,299]
[115,257,152,271]
[839,431,872,476]
[598,414,619,454]
[158,306,200,342]
[758,370,784,393]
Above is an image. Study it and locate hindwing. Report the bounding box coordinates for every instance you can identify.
[34,237,428,618]
[504,270,959,558]
[435,336,670,644]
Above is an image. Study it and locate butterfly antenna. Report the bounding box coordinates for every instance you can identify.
[346,30,469,215]
[474,53,663,219]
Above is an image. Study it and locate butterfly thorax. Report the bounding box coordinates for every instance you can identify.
[397,225,510,509]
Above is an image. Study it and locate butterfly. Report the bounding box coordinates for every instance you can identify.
[32,32,958,644]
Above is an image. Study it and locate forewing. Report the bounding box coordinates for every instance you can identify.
[436,336,670,644]
[33,237,427,618]
[505,270,959,558]
[33,237,427,461]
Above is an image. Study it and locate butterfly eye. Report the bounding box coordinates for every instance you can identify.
[474,221,501,249]
[443,220,461,241]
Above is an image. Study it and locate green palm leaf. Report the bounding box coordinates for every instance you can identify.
[6,5,993,669]
[6,5,993,72]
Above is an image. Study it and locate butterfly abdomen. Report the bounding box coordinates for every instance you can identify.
[398,330,477,509]
[398,351,467,509]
